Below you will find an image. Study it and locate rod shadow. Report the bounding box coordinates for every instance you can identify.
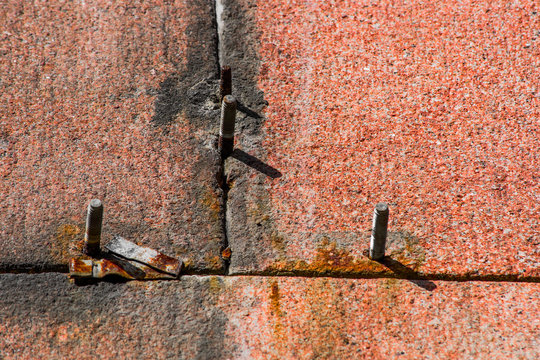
[237,102,262,119]
[379,257,437,291]
[73,276,130,286]
[231,149,282,179]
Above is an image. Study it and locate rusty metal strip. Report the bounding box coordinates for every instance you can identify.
[68,257,176,280]
[104,236,182,277]
[69,258,134,280]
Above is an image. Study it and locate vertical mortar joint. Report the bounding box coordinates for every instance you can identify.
[220,65,232,101]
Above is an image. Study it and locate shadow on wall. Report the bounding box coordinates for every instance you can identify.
[151,76,182,127]
[237,101,262,119]
[379,257,437,291]
[231,149,282,179]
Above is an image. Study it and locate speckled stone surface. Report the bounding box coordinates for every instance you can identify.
[222,0,540,278]
[0,1,225,272]
[0,274,538,359]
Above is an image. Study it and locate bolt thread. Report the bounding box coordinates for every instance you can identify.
[220,66,232,101]
[220,95,237,138]
[84,199,103,256]
[369,202,389,260]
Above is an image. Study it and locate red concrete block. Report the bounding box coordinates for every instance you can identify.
[222,0,540,278]
[220,277,539,359]
[0,1,224,272]
[0,274,538,359]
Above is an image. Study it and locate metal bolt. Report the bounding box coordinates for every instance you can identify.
[369,202,389,260]
[219,65,232,102]
[83,199,103,256]
[219,95,237,158]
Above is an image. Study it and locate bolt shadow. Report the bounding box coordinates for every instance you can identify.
[231,149,282,179]
[237,102,262,119]
[379,257,437,291]
[73,276,130,286]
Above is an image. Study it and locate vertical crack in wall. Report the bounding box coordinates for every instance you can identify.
[214,0,223,76]
[218,167,231,273]
[214,0,231,274]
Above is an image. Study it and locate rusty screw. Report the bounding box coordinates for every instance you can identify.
[219,95,237,158]
[220,65,232,102]
[369,202,389,260]
[83,199,103,256]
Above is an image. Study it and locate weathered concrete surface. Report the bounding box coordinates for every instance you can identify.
[221,0,540,278]
[0,274,538,359]
[0,1,225,272]
[0,273,229,360]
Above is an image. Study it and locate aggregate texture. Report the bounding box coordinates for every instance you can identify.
[0,273,538,359]
[221,0,540,278]
[0,0,225,272]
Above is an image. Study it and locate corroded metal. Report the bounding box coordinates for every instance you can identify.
[218,95,237,158]
[68,257,177,280]
[219,65,232,101]
[69,258,133,279]
[105,236,182,277]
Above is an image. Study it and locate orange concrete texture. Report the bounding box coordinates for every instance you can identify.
[0,0,224,271]
[224,0,539,278]
[1,274,538,359]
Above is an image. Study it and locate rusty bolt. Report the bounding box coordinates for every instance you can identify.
[219,95,237,159]
[83,199,103,256]
[369,202,389,260]
[220,65,232,102]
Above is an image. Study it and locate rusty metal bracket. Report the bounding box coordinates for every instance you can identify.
[69,236,182,280]
[104,236,182,277]
[69,256,178,280]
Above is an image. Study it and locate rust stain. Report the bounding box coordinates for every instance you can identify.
[300,278,347,357]
[313,238,356,269]
[268,279,286,354]
[110,256,178,280]
[68,258,135,279]
[201,187,221,222]
[247,198,271,227]
[68,258,176,280]
[182,258,194,272]
[205,254,223,270]
[51,224,82,262]
[208,276,224,295]
[267,233,426,277]
[269,281,281,317]
[149,252,182,277]
[268,240,388,276]
[221,247,232,260]
[99,258,133,279]
[68,258,93,277]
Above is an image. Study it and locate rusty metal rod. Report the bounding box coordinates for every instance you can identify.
[219,65,232,102]
[83,199,103,256]
[369,202,389,260]
[218,95,237,159]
